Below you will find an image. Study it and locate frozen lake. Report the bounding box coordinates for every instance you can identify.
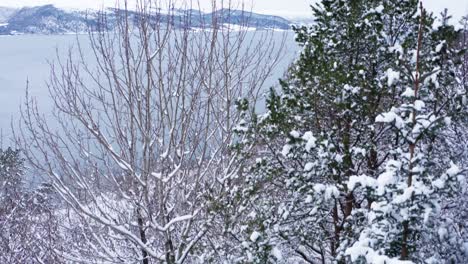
[0,32,298,145]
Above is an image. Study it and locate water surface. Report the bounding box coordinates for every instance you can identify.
[0,33,298,145]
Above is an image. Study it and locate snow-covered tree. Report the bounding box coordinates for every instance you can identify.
[0,148,64,262]
[14,1,285,263]
[0,148,24,209]
[347,5,466,262]
[222,1,467,263]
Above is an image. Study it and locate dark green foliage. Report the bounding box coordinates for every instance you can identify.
[223,1,467,263]
[0,148,24,210]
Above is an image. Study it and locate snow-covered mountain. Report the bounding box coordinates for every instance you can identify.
[0,7,16,24]
[0,4,293,35]
[0,5,91,34]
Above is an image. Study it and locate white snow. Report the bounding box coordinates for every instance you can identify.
[348,175,377,190]
[346,232,414,264]
[375,111,404,128]
[374,160,401,195]
[302,131,317,152]
[352,147,366,156]
[426,68,441,88]
[270,247,283,260]
[290,130,301,138]
[393,187,414,204]
[435,41,446,53]
[432,178,445,189]
[372,5,384,13]
[401,87,415,97]
[389,44,404,56]
[386,68,400,86]
[234,119,248,132]
[438,227,448,240]
[250,231,261,242]
[423,207,433,224]
[444,117,452,126]
[313,184,339,200]
[344,84,360,94]
[304,162,314,171]
[222,23,258,32]
[413,100,425,111]
[281,144,292,157]
[334,154,344,163]
[446,162,460,177]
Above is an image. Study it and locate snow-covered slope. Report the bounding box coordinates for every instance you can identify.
[1,5,90,34]
[0,7,16,23]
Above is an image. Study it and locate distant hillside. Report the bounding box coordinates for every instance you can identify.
[0,5,293,35]
[0,7,16,23]
[0,5,90,34]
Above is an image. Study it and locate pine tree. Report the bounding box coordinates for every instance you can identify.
[224,1,467,263]
[0,149,64,262]
[0,148,24,213]
[347,4,466,262]
[0,147,25,261]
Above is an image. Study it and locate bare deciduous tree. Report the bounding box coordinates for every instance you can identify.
[15,0,286,263]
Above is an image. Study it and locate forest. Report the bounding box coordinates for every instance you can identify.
[1,0,468,263]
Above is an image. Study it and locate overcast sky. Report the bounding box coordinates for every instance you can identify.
[254,0,468,21]
[2,0,468,22]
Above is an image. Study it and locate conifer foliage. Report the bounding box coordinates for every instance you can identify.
[0,148,63,262]
[228,0,467,263]
[0,148,24,214]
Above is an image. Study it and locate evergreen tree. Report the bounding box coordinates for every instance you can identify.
[0,147,26,261]
[223,1,467,263]
[0,148,24,213]
[0,149,64,262]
